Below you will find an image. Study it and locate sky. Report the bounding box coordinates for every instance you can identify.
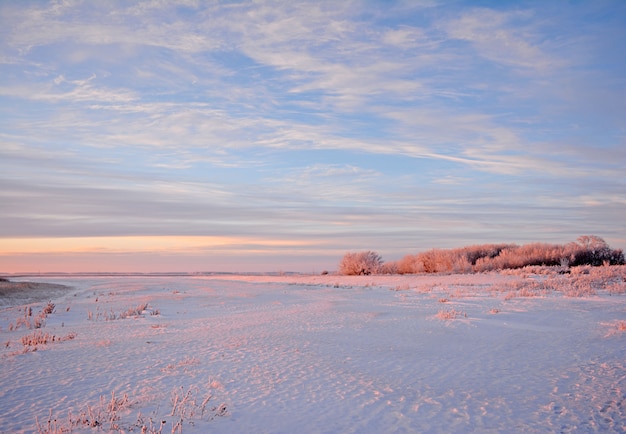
[1,0,625,273]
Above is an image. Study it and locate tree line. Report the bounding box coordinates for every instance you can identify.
[338,235,625,275]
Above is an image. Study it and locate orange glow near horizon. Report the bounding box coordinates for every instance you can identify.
[0,236,320,255]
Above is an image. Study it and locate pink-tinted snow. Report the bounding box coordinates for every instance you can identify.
[1,271,625,433]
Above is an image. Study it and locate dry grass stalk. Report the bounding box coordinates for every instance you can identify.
[87,302,155,321]
[36,391,131,433]
[21,330,76,349]
[9,301,56,331]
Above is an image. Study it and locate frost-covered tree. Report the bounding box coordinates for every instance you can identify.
[574,235,624,266]
[576,235,608,251]
[338,251,383,275]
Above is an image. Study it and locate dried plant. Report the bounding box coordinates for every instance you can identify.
[35,391,131,433]
[42,301,55,315]
[170,385,228,430]
[36,385,227,434]
[87,302,156,321]
[21,330,76,349]
[9,301,57,331]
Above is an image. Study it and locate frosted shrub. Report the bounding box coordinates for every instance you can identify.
[396,254,425,274]
[557,265,626,296]
[397,244,512,274]
[379,261,398,274]
[607,281,626,295]
[493,280,550,300]
[436,308,466,320]
[559,278,596,297]
[118,302,149,319]
[338,251,383,275]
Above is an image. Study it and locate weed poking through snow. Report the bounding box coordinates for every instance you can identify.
[8,301,56,331]
[13,330,77,355]
[35,386,227,433]
[170,385,228,432]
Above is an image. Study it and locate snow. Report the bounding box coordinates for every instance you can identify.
[1,272,625,433]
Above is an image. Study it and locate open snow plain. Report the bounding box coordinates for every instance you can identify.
[1,270,625,433]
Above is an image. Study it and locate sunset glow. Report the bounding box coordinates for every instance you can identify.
[0,236,320,255]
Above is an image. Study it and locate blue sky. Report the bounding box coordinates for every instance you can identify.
[1,0,625,272]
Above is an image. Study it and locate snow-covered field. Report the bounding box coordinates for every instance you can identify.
[1,270,625,433]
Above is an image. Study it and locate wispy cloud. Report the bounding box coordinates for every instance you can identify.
[443,8,561,72]
[0,75,137,104]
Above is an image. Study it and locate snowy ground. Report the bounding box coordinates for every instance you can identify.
[1,270,625,433]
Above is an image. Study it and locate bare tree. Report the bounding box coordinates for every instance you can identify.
[575,235,623,266]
